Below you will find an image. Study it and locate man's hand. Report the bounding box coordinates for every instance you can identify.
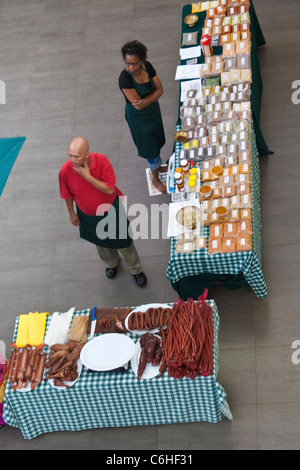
[70,212,80,226]
[73,160,91,180]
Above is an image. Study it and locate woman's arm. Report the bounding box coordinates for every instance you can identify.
[122,75,164,111]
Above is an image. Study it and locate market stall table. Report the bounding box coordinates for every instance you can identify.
[3,302,232,440]
[166,1,269,299]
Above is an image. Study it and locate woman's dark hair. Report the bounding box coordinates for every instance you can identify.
[121,40,148,62]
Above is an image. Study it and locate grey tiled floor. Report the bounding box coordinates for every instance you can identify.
[1,0,300,450]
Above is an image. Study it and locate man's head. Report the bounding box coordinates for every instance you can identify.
[68,137,89,167]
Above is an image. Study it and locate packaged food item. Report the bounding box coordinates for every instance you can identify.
[222,16,232,26]
[223,221,237,237]
[240,208,252,220]
[223,184,236,197]
[210,223,224,238]
[211,186,223,199]
[232,24,241,33]
[203,212,210,226]
[240,22,250,32]
[230,194,241,209]
[208,237,222,254]
[200,135,210,147]
[205,18,214,28]
[236,40,251,54]
[197,147,207,160]
[182,32,199,47]
[216,144,227,156]
[216,4,227,15]
[240,193,252,208]
[230,164,240,177]
[211,60,224,75]
[202,27,212,37]
[213,156,226,167]
[239,100,251,111]
[209,133,219,146]
[225,154,238,166]
[181,116,197,131]
[235,172,251,184]
[221,167,231,178]
[222,101,232,112]
[222,237,237,253]
[212,26,222,36]
[240,69,252,82]
[207,7,217,18]
[201,199,211,212]
[222,42,236,57]
[195,126,208,139]
[231,14,241,25]
[227,143,239,156]
[241,31,251,41]
[239,162,251,174]
[236,233,252,251]
[192,2,202,13]
[220,174,235,186]
[213,16,223,27]
[239,4,250,14]
[203,86,212,97]
[237,219,252,234]
[177,232,197,243]
[211,111,224,124]
[196,236,207,249]
[224,110,239,120]
[239,139,251,152]
[237,182,251,195]
[197,114,207,126]
[202,170,212,183]
[237,53,251,69]
[228,5,239,16]
[200,63,212,78]
[223,56,237,72]
[230,69,241,83]
[229,208,240,222]
[222,24,232,35]
[240,12,250,23]
[231,32,241,42]
[176,241,195,254]
[239,110,252,121]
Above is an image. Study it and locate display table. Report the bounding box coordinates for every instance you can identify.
[166,125,268,299]
[166,2,269,299]
[3,302,232,439]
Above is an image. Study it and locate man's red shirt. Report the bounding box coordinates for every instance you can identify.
[59,153,119,216]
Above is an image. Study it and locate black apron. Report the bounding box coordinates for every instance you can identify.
[76,194,132,249]
[125,66,165,160]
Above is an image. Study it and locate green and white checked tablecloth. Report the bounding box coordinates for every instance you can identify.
[166,125,268,299]
[3,302,232,440]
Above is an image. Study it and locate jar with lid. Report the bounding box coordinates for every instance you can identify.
[188,180,197,192]
[180,159,190,178]
[174,172,185,192]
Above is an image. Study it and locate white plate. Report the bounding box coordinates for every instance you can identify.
[80,333,135,371]
[130,338,161,380]
[125,303,171,335]
[48,358,82,390]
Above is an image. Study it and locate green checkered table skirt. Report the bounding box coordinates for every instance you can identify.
[3,302,232,439]
[166,125,268,299]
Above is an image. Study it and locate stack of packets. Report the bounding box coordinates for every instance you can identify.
[15,311,49,348]
[176,0,254,255]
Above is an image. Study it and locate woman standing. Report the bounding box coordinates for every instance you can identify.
[119,40,167,194]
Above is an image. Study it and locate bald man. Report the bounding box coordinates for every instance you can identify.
[59,137,147,287]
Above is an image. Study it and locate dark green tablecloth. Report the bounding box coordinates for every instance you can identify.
[179,1,273,157]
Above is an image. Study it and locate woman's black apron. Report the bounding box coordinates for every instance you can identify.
[125,66,165,160]
[76,193,132,249]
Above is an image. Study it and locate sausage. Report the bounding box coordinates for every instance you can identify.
[7,349,17,383]
[25,348,35,379]
[33,352,46,385]
[10,349,20,384]
[18,344,31,372]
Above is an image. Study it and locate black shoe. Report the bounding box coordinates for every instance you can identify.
[106,266,118,279]
[133,272,147,287]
